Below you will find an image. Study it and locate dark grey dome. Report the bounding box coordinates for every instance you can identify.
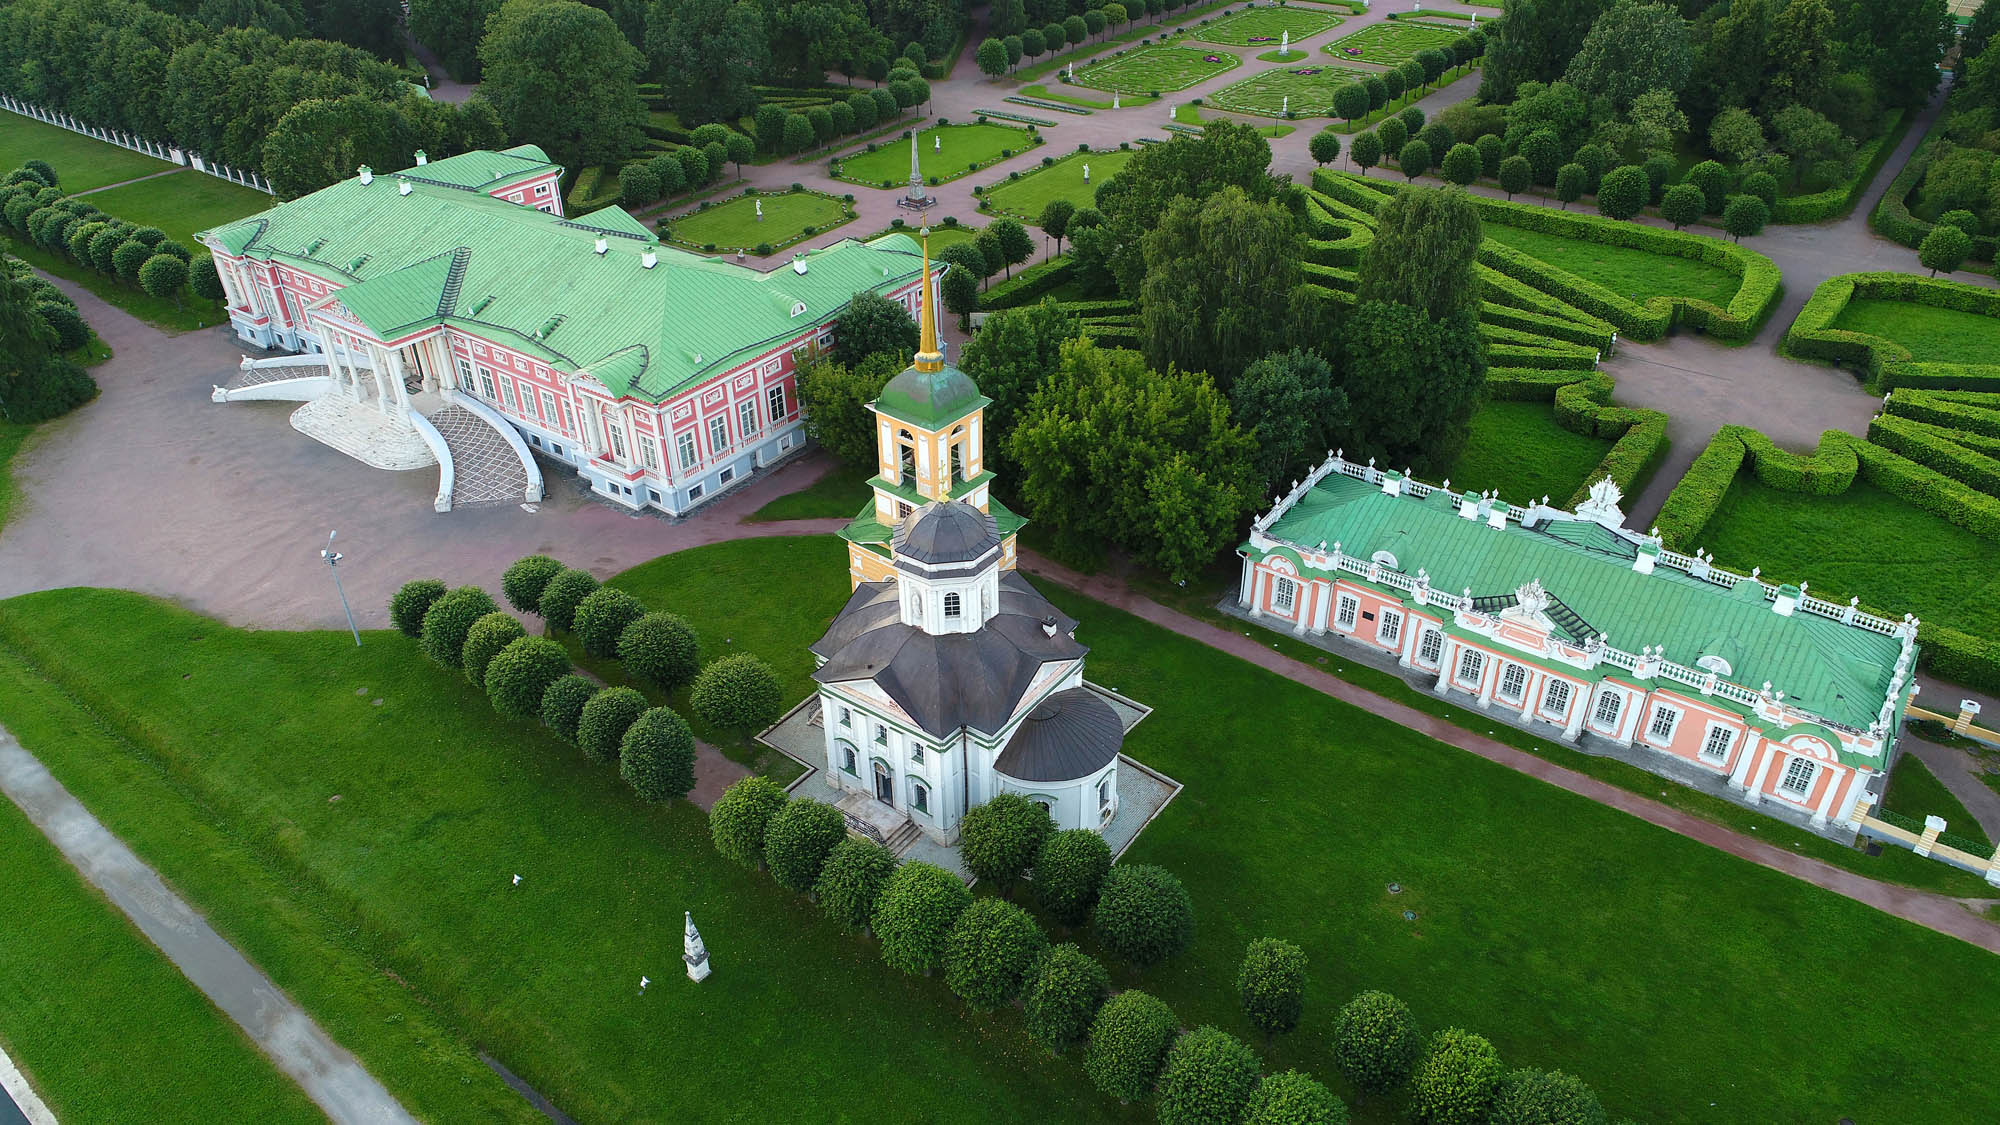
[893,501,1000,565]
[993,687,1123,783]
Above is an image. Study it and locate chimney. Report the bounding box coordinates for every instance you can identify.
[414,149,428,166]
[1458,490,1479,520]
[641,247,657,269]
[1486,501,1509,529]
[397,177,411,196]
[594,237,608,256]
[1379,469,1402,496]
[1041,615,1058,638]
[1772,584,1800,616]
[357,165,373,185]
[1632,540,1658,575]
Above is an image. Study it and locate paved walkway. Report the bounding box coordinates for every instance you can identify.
[0,727,416,1124]
[1903,734,2000,842]
[69,166,183,197]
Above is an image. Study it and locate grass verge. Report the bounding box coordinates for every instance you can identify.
[745,467,870,521]
[1882,752,1994,851]
[1444,399,1614,503]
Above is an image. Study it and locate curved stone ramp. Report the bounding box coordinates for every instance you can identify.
[213,357,332,403]
[427,404,533,507]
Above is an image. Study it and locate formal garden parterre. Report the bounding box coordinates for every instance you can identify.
[1322,19,1464,66]
[664,187,855,255]
[982,148,1138,223]
[832,122,1042,190]
[1189,5,1343,47]
[1074,45,1242,95]
[1210,62,1382,118]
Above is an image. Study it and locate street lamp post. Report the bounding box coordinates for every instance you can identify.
[322,530,361,646]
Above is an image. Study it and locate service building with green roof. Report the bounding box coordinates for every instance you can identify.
[197,148,931,515]
[1237,455,1923,836]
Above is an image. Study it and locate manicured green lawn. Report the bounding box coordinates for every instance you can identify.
[667,190,853,253]
[0,792,321,1123]
[1075,45,1241,94]
[836,123,1038,188]
[1881,753,1994,851]
[985,149,1137,223]
[1210,61,1381,117]
[0,113,174,191]
[0,418,36,532]
[855,224,980,251]
[1699,477,2000,648]
[1484,222,1742,306]
[2,232,224,333]
[1831,298,2000,366]
[746,468,871,522]
[83,169,271,248]
[1323,19,1463,65]
[1191,6,1342,46]
[1443,399,1612,503]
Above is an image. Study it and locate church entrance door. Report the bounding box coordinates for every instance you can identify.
[873,763,893,805]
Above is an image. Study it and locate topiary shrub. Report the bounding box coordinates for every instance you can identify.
[1239,937,1308,1040]
[815,837,898,931]
[1022,943,1110,1054]
[619,707,696,802]
[540,673,596,742]
[709,775,791,869]
[689,652,784,736]
[1243,1071,1349,1125]
[461,611,527,686]
[389,578,446,637]
[1156,1026,1262,1125]
[1488,1068,1607,1125]
[485,637,571,721]
[1333,990,1423,1096]
[577,686,647,764]
[501,554,565,614]
[1093,863,1194,968]
[1083,989,1179,1103]
[619,612,700,690]
[1035,828,1111,927]
[419,586,499,668]
[537,568,600,632]
[873,861,971,976]
[573,586,645,659]
[1408,1028,1504,1125]
[959,791,1054,892]
[943,897,1049,1010]
[764,798,848,893]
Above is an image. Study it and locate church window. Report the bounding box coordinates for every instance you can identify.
[1378,611,1402,646]
[739,399,759,438]
[874,724,888,746]
[1455,648,1484,687]
[912,781,929,813]
[1647,706,1679,744]
[1543,679,1572,716]
[1702,726,1734,762]
[1780,756,1816,797]
[606,422,627,462]
[1336,595,1358,630]
[841,745,857,774]
[707,414,729,454]
[839,707,852,728]
[677,431,697,469]
[910,746,924,767]
[1272,577,1296,614]
[1417,629,1443,667]
[1499,663,1528,703]
[944,592,961,619]
[896,501,913,520]
[1592,690,1622,730]
[768,384,787,421]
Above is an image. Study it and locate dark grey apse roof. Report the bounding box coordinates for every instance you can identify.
[993,687,1124,783]
[811,571,1084,738]
[892,501,1000,565]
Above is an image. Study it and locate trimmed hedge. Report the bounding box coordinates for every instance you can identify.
[1770,110,1907,225]
[980,255,1076,310]
[1868,414,2000,497]
[1785,272,2000,391]
[1872,129,2000,262]
[1482,370,1669,510]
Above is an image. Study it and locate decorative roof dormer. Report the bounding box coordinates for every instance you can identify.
[892,501,1003,635]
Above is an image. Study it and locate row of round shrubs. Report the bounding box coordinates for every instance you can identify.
[0,163,218,307]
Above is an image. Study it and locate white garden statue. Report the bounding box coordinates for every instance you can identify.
[684,911,711,982]
[935,135,941,152]
[1113,92,1120,109]
[754,199,762,221]
[1083,162,1090,182]
[1280,31,1289,55]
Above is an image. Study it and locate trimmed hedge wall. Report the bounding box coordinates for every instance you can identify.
[1868,413,2000,497]
[980,256,1076,310]
[1785,272,2000,391]
[1483,369,1669,509]
[1770,111,1907,225]
[1871,129,2000,262]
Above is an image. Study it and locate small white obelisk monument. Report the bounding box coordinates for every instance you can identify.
[684,911,711,982]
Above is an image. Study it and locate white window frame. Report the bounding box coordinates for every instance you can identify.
[687,482,704,501]
[539,389,559,427]
[1701,724,1734,763]
[840,745,857,774]
[874,724,888,746]
[1779,756,1816,798]
[676,431,698,470]
[1335,594,1359,630]
[1377,610,1402,646]
[477,365,497,400]
[455,357,473,389]
[560,399,574,433]
[738,399,759,439]
[768,383,787,421]
[839,706,851,728]
[534,182,551,196]
[1455,647,1484,688]
[1272,576,1296,614]
[943,592,962,619]
[1417,628,1443,667]
[1592,690,1622,731]
[1646,705,1680,746]
[638,436,660,472]
[707,414,729,455]
[606,421,627,462]
[910,745,924,766]
[1499,663,1528,704]
[1542,679,1572,718]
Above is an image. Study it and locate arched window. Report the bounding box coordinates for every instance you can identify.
[911,780,930,814]
[838,743,857,775]
[943,591,961,618]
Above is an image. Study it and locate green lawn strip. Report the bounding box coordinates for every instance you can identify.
[1444,399,1613,503]
[746,468,872,521]
[1881,752,1994,851]
[0,418,37,532]
[1483,222,1741,306]
[80,169,274,248]
[1698,477,2000,655]
[833,123,1038,189]
[665,190,854,254]
[0,112,174,191]
[1209,61,1381,117]
[0,585,1131,1124]
[1017,83,1153,109]
[1075,45,1241,94]
[1831,298,2000,367]
[1013,0,1245,83]
[1322,19,1463,65]
[855,224,981,248]
[0,647,536,1124]
[2,232,223,333]
[0,781,321,1124]
[983,148,1137,223]
[1190,6,1343,46]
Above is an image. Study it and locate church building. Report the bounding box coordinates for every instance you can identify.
[1238,454,1922,834]
[808,233,1123,846]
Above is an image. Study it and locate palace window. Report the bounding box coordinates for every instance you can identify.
[1543,679,1572,717]
[639,438,660,473]
[1647,706,1679,744]
[1499,663,1528,703]
[687,483,705,501]
[1455,648,1484,687]
[738,399,758,439]
[606,422,627,462]
[540,390,558,426]
[477,366,497,400]
[1780,756,1816,797]
[1702,726,1734,762]
[1378,610,1402,646]
[944,592,962,619]
[1272,577,1296,613]
[718,466,735,485]
[768,384,787,421]
[677,431,697,470]
[1418,629,1443,667]
[1592,691,1622,729]
[560,400,574,434]
[707,414,729,454]
[1336,595,1358,630]
[501,379,518,410]
[456,358,473,389]
[912,781,929,814]
[535,182,551,196]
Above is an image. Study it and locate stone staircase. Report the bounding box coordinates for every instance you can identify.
[882,820,922,855]
[427,404,531,506]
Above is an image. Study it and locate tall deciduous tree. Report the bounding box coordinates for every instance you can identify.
[409,0,503,80]
[481,0,646,169]
[1139,186,1304,387]
[1230,348,1349,494]
[1562,1,1693,109]
[646,0,767,126]
[1765,0,1838,114]
[1080,120,1276,298]
[1337,301,1485,474]
[1829,0,1953,110]
[1478,0,1612,102]
[1356,186,1481,322]
[958,297,1076,470]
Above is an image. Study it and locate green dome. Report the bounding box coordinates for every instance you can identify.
[876,361,990,429]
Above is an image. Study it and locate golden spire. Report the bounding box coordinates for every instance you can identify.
[913,221,944,373]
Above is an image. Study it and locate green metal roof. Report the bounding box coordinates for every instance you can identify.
[408,144,555,190]
[198,159,926,403]
[1259,474,1905,731]
[875,362,991,429]
[839,495,1027,549]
